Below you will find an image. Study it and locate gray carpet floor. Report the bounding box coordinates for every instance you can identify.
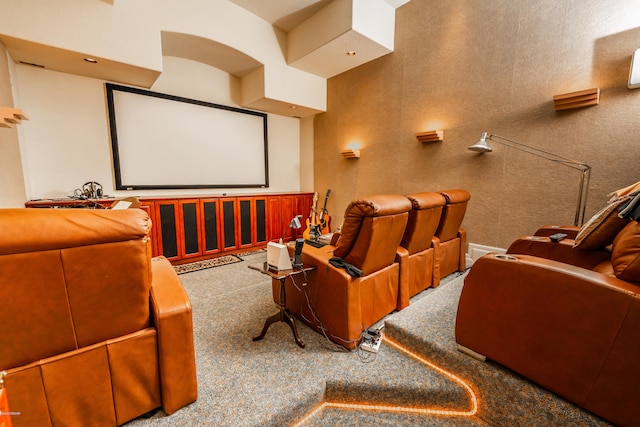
[126,252,611,426]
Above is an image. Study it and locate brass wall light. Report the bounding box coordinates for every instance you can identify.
[416,130,443,143]
[0,107,29,128]
[553,88,599,111]
[341,148,360,159]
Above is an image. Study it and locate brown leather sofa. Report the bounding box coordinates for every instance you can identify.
[0,209,197,427]
[397,192,446,309]
[275,194,412,350]
[433,189,470,284]
[456,219,640,427]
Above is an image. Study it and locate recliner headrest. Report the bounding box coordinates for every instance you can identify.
[334,194,412,259]
[406,192,447,210]
[439,189,471,204]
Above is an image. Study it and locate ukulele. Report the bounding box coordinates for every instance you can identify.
[318,189,331,235]
[303,192,319,240]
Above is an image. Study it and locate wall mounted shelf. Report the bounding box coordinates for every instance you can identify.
[416,130,443,143]
[553,88,599,111]
[0,107,29,128]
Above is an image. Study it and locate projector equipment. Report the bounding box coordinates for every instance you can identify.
[266,242,292,271]
[267,215,305,271]
[292,238,304,268]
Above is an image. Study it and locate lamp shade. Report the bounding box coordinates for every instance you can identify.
[468,132,492,152]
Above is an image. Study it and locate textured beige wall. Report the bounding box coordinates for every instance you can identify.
[0,42,27,207]
[314,0,640,249]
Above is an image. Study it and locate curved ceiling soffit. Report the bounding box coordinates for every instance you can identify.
[160,31,263,78]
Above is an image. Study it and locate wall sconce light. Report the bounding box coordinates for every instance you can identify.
[0,107,29,128]
[416,130,443,143]
[553,88,599,111]
[341,149,360,159]
[468,132,592,226]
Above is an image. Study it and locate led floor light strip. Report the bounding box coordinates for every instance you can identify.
[293,335,479,426]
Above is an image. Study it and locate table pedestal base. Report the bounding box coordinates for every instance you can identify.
[252,306,305,348]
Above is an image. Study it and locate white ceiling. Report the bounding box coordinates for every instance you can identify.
[229,0,409,33]
[0,0,411,117]
[228,0,334,33]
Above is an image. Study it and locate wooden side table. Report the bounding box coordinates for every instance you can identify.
[249,262,315,348]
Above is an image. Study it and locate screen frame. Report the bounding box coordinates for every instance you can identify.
[105,83,269,190]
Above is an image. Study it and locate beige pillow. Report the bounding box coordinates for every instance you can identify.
[574,197,629,250]
[607,180,640,202]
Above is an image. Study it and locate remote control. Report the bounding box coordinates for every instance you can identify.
[549,232,568,242]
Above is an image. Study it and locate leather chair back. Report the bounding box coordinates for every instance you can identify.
[436,189,470,241]
[333,194,412,276]
[0,209,152,369]
[402,192,446,254]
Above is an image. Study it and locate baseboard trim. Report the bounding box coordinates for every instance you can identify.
[457,344,487,362]
[467,243,506,266]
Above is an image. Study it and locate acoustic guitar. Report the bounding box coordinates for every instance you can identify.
[318,189,331,235]
[302,192,319,240]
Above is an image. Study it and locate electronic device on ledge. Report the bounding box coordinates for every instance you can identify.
[292,238,304,268]
[304,239,327,248]
[549,233,568,242]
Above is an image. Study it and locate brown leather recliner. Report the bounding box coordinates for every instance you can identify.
[433,189,470,284]
[396,192,446,309]
[275,194,412,350]
[456,219,640,427]
[0,209,197,427]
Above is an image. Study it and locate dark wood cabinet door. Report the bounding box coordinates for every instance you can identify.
[179,200,202,259]
[255,197,267,245]
[156,201,180,261]
[202,199,221,255]
[220,198,238,250]
[238,198,253,248]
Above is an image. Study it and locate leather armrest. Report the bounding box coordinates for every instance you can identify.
[533,225,580,239]
[506,236,610,270]
[395,247,410,310]
[149,256,198,414]
[330,231,341,246]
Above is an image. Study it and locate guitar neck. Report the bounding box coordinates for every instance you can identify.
[319,190,331,219]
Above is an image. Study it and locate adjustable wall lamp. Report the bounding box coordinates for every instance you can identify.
[468,132,592,226]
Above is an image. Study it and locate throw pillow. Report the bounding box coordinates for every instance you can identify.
[574,197,629,250]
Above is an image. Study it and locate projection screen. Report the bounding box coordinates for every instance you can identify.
[106,83,269,190]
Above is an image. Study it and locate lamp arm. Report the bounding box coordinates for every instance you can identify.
[575,166,591,226]
[489,134,592,226]
[489,134,590,171]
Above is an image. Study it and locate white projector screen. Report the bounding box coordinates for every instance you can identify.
[106,83,269,189]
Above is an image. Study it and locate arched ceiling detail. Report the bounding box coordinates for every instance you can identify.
[161,31,262,78]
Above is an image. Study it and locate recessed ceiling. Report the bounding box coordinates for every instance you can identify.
[229,0,410,33]
[228,0,334,33]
